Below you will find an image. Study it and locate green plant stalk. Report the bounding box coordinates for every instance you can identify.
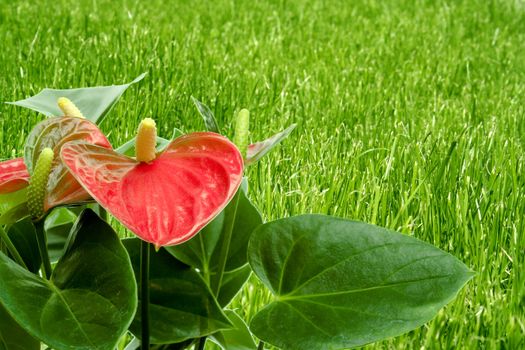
[35,220,52,279]
[0,225,27,269]
[198,236,211,285]
[196,190,241,350]
[196,337,206,350]
[140,240,151,350]
[212,190,241,296]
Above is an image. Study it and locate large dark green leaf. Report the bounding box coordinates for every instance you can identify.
[44,207,77,262]
[0,209,137,350]
[7,73,145,124]
[245,124,296,165]
[6,218,40,273]
[248,215,474,350]
[124,238,232,344]
[191,97,220,133]
[0,303,40,350]
[210,310,257,350]
[166,183,262,275]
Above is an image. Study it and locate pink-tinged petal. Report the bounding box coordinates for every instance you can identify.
[24,117,112,210]
[44,160,99,210]
[61,132,244,246]
[0,158,30,194]
[26,117,110,173]
[246,124,296,165]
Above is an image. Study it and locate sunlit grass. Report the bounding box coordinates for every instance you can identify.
[1,0,524,348]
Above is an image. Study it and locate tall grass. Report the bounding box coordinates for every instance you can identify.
[1,0,523,348]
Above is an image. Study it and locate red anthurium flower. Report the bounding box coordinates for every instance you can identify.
[61,122,244,247]
[28,116,111,210]
[0,113,111,217]
[0,158,30,194]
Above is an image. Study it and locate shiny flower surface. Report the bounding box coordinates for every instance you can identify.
[0,117,111,212]
[61,132,244,246]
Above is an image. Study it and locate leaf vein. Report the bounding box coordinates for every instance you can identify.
[286,242,423,296]
[282,273,455,300]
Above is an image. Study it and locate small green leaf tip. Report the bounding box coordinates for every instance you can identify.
[27,147,54,219]
[234,108,250,157]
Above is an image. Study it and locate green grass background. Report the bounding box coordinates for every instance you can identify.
[1,0,524,348]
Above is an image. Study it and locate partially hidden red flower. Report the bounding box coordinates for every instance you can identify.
[0,158,30,194]
[31,117,112,210]
[61,131,244,247]
[0,116,111,213]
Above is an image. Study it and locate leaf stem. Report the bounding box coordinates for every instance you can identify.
[140,240,151,349]
[213,190,240,296]
[196,336,206,350]
[35,220,52,279]
[0,225,27,269]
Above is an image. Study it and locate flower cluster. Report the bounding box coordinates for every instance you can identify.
[1,98,244,247]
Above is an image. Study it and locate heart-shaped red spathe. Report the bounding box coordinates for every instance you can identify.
[0,158,30,194]
[61,132,244,246]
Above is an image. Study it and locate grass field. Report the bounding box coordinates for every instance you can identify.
[1,0,524,349]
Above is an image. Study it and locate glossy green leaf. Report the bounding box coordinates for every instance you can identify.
[7,73,145,124]
[115,129,183,157]
[0,189,27,215]
[0,202,29,225]
[44,207,77,262]
[166,183,263,275]
[124,238,232,344]
[191,97,220,133]
[85,203,107,219]
[126,336,192,349]
[248,215,474,350]
[6,218,40,273]
[148,340,195,350]
[218,265,252,307]
[245,124,296,165]
[131,338,194,350]
[210,310,257,350]
[0,209,137,350]
[0,303,40,350]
